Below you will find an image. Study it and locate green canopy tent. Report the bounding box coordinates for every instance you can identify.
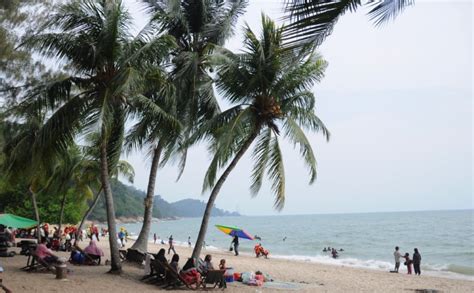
[0,213,37,229]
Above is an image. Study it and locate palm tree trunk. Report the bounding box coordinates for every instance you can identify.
[100,139,122,273]
[58,193,67,236]
[192,131,259,259]
[75,187,103,241]
[130,145,162,253]
[28,185,41,242]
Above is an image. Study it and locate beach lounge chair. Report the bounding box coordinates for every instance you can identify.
[25,248,56,274]
[126,248,146,264]
[159,260,198,290]
[202,270,226,289]
[141,254,166,284]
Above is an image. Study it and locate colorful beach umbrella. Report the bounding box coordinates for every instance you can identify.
[215,224,254,240]
[0,213,38,229]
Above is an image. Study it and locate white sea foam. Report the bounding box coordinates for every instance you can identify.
[270,254,474,281]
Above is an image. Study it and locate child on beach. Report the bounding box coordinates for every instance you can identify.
[219,259,227,270]
[404,253,413,274]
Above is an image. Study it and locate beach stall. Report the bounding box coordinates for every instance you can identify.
[0,213,37,229]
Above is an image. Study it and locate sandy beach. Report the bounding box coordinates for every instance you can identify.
[0,238,472,292]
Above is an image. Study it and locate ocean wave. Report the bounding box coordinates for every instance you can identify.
[270,254,474,281]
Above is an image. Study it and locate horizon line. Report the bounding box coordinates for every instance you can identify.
[239,208,473,217]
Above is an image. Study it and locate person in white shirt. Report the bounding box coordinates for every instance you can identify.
[393,246,402,272]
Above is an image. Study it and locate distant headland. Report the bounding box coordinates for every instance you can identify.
[89,180,240,222]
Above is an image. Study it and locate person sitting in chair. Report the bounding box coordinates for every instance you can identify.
[200,254,214,275]
[180,258,201,288]
[201,255,226,289]
[36,238,60,266]
[84,239,104,264]
[151,248,167,277]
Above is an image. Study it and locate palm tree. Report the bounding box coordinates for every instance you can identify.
[191,15,330,258]
[44,145,95,235]
[146,0,248,134]
[126,80,182,253]
[20,0,175,273]
[126,0,247,253]
[2,110,52,242]
[283,0,415,47]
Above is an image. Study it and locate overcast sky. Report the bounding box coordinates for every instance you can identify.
[123,0,473,216]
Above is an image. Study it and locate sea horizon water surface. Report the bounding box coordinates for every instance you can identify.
[121,209,474,280]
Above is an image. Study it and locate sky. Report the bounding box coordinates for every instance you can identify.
[122,0,473,216]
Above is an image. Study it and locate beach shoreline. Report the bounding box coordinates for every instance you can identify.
[1,237,473,292]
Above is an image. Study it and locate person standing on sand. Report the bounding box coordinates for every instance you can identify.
[231,236,239,256]
[168,235,176,255]
[413,248,422,275]
[393,246,402,272]
[404,253,413,274]
[188,236,192,247]
[154,233,157,244]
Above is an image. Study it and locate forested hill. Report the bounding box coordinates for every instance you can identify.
[90,180,240,222]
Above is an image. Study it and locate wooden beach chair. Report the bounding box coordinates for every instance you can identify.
[202,270,226,289]
[141,254,166,285]
[126,248,146,264]
[21,246,53,273]
[159,260,197,290]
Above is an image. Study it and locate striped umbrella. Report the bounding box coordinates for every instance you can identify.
[215,224,254,240]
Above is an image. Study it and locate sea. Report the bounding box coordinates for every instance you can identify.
[121,209,474,280]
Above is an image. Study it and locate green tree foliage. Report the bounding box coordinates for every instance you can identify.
[0,187,88,224]
[18,0,175,273]
[0,0,55,102]
[192,15,329,258]
[283,0,414,47]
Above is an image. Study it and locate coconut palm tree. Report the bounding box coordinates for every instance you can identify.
[191,14,330,258]
[126,0,247,254]
[283,0,415,47]
[126,78,182,253]
[2,110,53,242]
[146,0,248,133]
[20,0,175,273]
[44,145,95,235]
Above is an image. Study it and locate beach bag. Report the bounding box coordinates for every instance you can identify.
[224,267,235,282]
[233,272,242,281]
[229,245,233,252]
[72,251,85,264]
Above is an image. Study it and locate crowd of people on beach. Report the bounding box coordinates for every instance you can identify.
[393,246,422,275]
[144,245,273,289]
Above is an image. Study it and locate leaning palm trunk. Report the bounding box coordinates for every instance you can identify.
[100,140,122,273]
[76,187,103,241]
[130,145,162,253]
[58,193,67,235]
[28,185,41,242]
[192,131,259,259]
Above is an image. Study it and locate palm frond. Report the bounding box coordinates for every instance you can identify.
[367,0,415,26]
[267,137,285,210]
[283,117,318,183]
[250,128,272,196]
[283,0,361,48]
